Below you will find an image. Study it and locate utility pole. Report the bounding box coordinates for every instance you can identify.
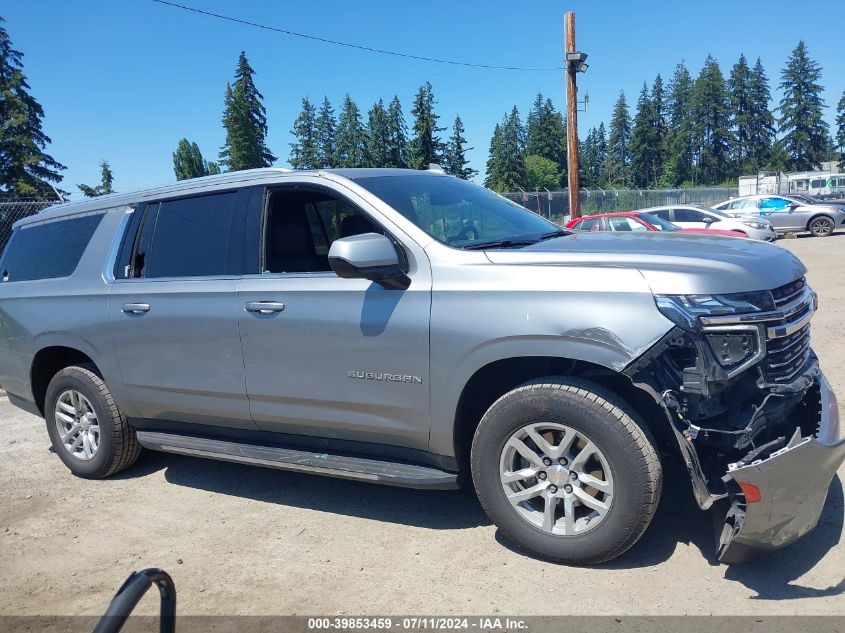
[564,12,587,220]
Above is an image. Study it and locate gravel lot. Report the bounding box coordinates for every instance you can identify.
[1,234,844,617]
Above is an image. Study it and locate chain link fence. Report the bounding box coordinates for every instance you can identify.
[0,196,61,254]
[501,187,739,224]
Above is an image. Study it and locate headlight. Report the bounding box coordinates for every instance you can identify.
[656,291,775,331]
[741,221,769,229]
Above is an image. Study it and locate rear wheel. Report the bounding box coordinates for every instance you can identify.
[808,216,834,237]
[44,365,141,478]
[471,377,662,564]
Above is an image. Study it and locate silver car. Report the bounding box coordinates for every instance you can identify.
[0,168,842,565]
[712,194,845,236]
[637,205,777,241]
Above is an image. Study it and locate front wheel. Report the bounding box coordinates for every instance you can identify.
[471,377,662,564]
[808,216,835,237]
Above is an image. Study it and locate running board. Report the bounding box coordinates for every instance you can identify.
[136,431,459,489]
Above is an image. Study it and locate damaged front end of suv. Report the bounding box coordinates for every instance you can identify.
[624,277,845,563]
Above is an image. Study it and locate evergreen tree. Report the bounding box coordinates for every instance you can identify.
[386,96,409,168]
[289,97,319,169]
[690,55,732,184]
[484,107,525,191]
[836,91,845,170]
[630,83,661,187]
[663,61,694,186]
[606,91,632,186]
[727,54,754,173]
[747,58,776,170]
[78,160,114,197]
[778,41,829,171]
[365,98,391,168]
[219,51,276,171]
[315,96,337,168]
[525,93,566,181]
[172,138,217,180]
[580,127,597,187]
[595,122,608,186]
[334,94,367,168]
[0,17,66,196]
[651,74,668,182]
[409,81,446,169]
[444,115,476,180]
[524,155,560,190]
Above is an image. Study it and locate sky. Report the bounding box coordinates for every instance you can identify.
[4,0,844,198]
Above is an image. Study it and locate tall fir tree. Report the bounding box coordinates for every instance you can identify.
[484,107,525,191]
[606,91,632,186]
[595,122,608,186]
[334,94,367,168]
[172,139,217,180]
[386,96,409,168]
[289,97,319,169]
[650,74,668,183]
[836,91,845,169]
[663,61,694,186]
[77,160,114,197]
[630,83,661,187]
[727,54,754,173]
[580,127,597,187]
[219,51,275,171]
[444,115,476,180]
[690,55,732,184]
[747,57,776,170]
[0,17,66,196]
[525,93,566,182]
[409,81,446,169]
[315,97,336,168]
[778,41,829,171]
[365,98,391,168]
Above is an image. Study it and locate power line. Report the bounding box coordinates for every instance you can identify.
[150,0,564,72]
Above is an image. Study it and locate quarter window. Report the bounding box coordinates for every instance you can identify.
[1,213,103,282]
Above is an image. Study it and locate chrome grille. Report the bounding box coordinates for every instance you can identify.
[762,278,813,383]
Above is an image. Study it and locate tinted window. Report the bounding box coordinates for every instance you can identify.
[1,213,103,282]
[146,192,240,278]
[673,208,704,222]
[649,209,672,221]
[576,217,601,231]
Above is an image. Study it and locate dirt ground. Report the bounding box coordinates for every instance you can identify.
[1,234,845,617]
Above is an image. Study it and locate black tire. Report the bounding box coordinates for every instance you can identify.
[470,377,662,564]
[807,215,835,237]
[44,364,141,478]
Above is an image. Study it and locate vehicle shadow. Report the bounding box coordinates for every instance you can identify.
[120,451,844,584]
[120,450,491,530]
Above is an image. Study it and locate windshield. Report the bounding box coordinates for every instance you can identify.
[638,213,681,231]
[353,174,561,248]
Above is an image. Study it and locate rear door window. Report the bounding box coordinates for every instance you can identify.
[672,208,704,222]
[1,213,103,282]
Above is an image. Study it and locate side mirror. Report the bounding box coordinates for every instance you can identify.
[329,233,410,290]
[703,216,717,224]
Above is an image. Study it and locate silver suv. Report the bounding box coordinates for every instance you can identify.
[0,168,842,565]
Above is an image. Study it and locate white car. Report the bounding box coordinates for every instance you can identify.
[636,205,777,241]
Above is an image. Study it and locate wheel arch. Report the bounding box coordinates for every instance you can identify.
[451,355,676,473]
[30,344,102,415]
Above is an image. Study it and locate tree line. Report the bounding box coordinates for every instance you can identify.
[2,13,845,199]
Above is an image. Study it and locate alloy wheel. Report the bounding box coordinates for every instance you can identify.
[54,390,100,460]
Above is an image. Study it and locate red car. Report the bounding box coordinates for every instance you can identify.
[565,211,746,237]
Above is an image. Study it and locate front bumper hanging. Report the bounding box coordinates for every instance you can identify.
[717,372,845,563]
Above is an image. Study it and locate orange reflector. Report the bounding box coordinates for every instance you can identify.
[737,481,762,503]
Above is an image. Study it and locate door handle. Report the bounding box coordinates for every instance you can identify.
[245,301,285,314]
[122,303,150,314]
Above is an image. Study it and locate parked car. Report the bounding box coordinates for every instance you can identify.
[0,168,841,565]
[712,194,845,237]
[786,193,845,213]
[565,211,745,237]
[635,205,777,241]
